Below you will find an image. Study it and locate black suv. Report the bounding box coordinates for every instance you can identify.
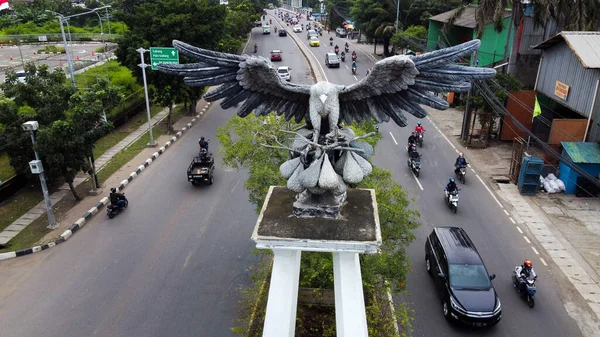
[425,227,501,327]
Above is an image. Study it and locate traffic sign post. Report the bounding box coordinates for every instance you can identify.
[149,47,179,70]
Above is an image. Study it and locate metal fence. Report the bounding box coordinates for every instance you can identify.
[0,34,122,44]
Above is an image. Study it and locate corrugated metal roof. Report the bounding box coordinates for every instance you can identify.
[533,31,600,69]
[429,5,511,29]
[561,142,600,164]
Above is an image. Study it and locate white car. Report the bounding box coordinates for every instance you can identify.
[293,25,302,33]
[278,66,291,81]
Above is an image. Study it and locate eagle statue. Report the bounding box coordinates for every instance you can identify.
[158,39,495,218]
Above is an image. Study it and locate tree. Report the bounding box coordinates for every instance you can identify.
[374,22,396,56]
[350,0,396,43]
[116,0,232,133]
[471,73,522,137]
[390,25,427,53]
[217,114,419,295]
[0,65,121,200]
[0,63,77,176]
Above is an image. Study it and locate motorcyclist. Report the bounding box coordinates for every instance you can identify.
[254,43,258,52]
[274,26,277,33]
[329,36,333,45]
[454,152,468,174]
[340,51,345,61]
[110,187,126,208]
[415,121,425,134]
[334,45,339,54]
[270,19,272,24]
[409,147,420,162]
[351,60,357,72]
[344,42,349,50]
[515,260,537,293]
[407,132,417,146]
[199,137,209,151]
[445,177,458,201]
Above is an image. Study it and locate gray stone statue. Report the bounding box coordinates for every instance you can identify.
[158,40,495,218]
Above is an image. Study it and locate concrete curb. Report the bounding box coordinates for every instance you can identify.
[0,102,212,261]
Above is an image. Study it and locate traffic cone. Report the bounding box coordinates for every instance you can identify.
[33,51,36,55]
[60,60,63,67]
[76,55,80,61]
[9,55,12,60]
[91,51,95,56]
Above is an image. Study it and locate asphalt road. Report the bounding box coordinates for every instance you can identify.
[0,29,312,337]
[272,9,586,337]
[0,42,108,82]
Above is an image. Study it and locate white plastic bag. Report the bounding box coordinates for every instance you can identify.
[546,173,557,181]
[556,179,566,192]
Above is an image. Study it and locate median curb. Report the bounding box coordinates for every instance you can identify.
[0,102,213,261]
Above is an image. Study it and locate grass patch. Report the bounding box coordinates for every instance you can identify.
[0,185,44,233]
[97,104,185,184]
[0,180,93,253]
[92,105,165,159]
[0,152,15,182]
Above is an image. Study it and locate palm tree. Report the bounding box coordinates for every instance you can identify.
[374,22,396,56]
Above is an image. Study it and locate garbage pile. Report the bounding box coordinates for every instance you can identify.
[539,173,566,194]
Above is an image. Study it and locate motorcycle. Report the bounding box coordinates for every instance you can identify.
[330,41,333,46]
[107,194,129,219]
[456,165,467,183]
[341,53,345,62]
[513,267,537,308]
[334,47,339,55]
[345,46,349,53]
[444,189,460,213]
[416,131,424,147]
[352,54,357,62]
[253,45,258,53]
[407,155,422,177]
[274,27,277,33]
[319,31,323,36]
[351,66,356,75]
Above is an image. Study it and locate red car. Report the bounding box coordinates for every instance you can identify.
[270,50,282,62]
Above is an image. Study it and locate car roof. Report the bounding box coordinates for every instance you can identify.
[434,227,483,265]
[271,50,281,53]
[278,66,289,70]
[327,52,336,56]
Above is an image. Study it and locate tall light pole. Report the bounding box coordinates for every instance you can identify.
[46,6,112,87]
[136,47,156,147]
[22,121,57,230]
[395,0,401,33]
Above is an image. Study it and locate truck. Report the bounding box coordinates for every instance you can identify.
[187,155,214,185]
[263,25,271,34]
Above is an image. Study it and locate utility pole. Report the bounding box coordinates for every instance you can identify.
[395,0,400,33]
[22,121,57,230]
[136,47,157,147]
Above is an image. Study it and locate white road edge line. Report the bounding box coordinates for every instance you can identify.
[540,258,548,266]
[475,174,504,208]
[353,75,358,81]
[389,132,398,145]
[532,247,539,255]
[523,236,531,244]
[510,217,516,224]
[516,226,523,234]
[412,173,424,191]
[345,64,349,69]
[503,209,509,216]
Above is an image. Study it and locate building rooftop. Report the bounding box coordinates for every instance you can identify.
[429,4,511,29]
[534,31,600,69]
[561,142,600,164]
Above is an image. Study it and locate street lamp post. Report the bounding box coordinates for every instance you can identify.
[46,6,112,88]
[395,0,401,33]
[22,121,57,230]
[136,47,157,147]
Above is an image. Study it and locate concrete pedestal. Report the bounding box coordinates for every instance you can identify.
[252,186,381,337]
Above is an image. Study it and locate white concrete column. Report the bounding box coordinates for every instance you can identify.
[263,249,302,337]
[333,252,368,337]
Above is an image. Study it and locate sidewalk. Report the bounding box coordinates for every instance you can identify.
[0,108,170,247]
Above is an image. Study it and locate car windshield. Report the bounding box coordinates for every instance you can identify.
[310,37,318,41]
[278,68,288,74]
[328,55,338,60]
[271,51,281,55]
[449,264,491,289]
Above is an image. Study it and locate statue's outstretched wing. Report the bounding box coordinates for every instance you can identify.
[338,40,496,126]
[158,40,312,122]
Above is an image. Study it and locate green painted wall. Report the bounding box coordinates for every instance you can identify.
[427,21,442,51]
[474,16,512,67]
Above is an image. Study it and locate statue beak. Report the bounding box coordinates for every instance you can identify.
[319,94,328,104]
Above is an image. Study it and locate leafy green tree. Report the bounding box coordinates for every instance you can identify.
[0,65,120,199]
[471,73,522,136]
[390,25,427,53]
[217,114,420,294]
[116,0,230,133]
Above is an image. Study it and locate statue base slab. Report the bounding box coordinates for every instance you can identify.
[252,186,381,253]
[293,191,347,219]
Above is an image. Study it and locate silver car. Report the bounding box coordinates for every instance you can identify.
[325,53,340,68]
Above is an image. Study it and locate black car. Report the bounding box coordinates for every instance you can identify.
[279,29,287,36]
[425,227,501,327]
